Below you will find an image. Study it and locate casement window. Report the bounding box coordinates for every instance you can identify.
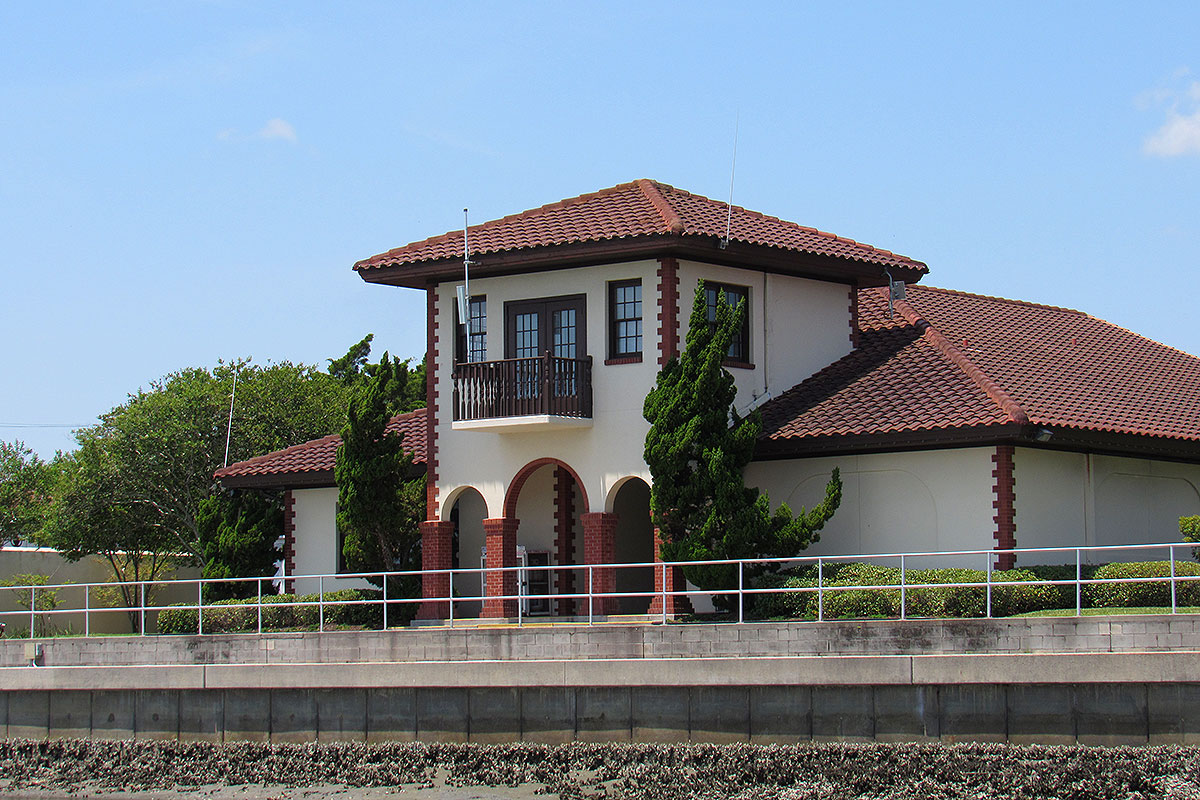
[455,296,487,364]
[608,279,643,359]
[704,282,751,363]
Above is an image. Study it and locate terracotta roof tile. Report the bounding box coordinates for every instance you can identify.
[213,408,426,484]
[354,179,926,274]
[761,286,1200,449]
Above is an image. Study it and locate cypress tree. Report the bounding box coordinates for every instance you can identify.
[643,281,842,590]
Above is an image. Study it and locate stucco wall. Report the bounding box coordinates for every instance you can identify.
[1014,448,1200,561]
[745,448,997,567]
[674,260,854,413]
[290,487,370,594]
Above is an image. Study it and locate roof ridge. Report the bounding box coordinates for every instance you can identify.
[914,284,1086,315]
[354,182,645,270]
[637,179,685,234]
[888,288,1030,426]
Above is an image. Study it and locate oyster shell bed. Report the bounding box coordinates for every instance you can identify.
[2,739,1200,799]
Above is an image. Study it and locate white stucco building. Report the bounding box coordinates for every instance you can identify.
[217,179,1200,619]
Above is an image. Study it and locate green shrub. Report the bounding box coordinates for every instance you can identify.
[156,605,197,635]
[301,589,384,628]
[1085,560,1200,608]
[1180,516,1200,560]
[1022,564,1103,608]
[155,588,387,634]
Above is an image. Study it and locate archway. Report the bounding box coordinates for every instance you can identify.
[611,477,655,614]
[444,486,487,617]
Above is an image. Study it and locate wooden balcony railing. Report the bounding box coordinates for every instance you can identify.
[453,353,593,422]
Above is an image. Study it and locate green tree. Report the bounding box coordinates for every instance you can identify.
[335,353,425,583]
[41,438,181,632]
[329,334,426,414]
[643,282,842,590]
[197,491,283,600]
[0,440,57,545]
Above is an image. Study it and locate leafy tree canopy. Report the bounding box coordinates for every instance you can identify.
[643,282,842,589]
[0,440,58,546]
[335,352,425,586]
[197,491,283,600]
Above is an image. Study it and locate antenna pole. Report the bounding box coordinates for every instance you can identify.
[223,365,238,468]
[721,112,740,249]
[463,208,471,298]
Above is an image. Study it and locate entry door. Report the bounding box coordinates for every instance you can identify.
[505,295,587,360]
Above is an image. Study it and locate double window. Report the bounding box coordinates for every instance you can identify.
[455,296,487,364]
[704,282,751,363]
[608,279,643,359]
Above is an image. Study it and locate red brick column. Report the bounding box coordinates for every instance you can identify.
[481,517,519,618]
[281,490,296,594]
[648,527,693,617]
[992,445,1016,570]
[553,467,576,616]
[417,519,454,620]
[581,512,618,616]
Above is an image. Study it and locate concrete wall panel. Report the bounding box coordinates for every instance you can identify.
[811,686,873,741]
[1075,684,1148,746]
[134,690,179,741]
[749,686,811,744]
[874,686,938,742]
[271,689,318,744]
[6,691,48,739]
[520,687,575,744]
[366,688,416,743]
[1007,685,1072,745]
[575,687,631,742]
[631,686,689,743]
[223,689,270,742]
[938,685,1006,743]
[689,687,749,743]
[48,690,90,739]
[178,690,223,743]
[1148,684,1200,745]
[468,688,521,743]
[416,688,469,742]
[315,688,366,742]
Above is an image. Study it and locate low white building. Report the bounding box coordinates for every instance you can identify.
[217,180,1200,619]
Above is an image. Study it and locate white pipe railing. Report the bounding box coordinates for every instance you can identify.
[1,541,1198,638]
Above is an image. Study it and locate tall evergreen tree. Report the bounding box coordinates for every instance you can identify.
[643,281,842,589]
[334,353,424,580]
[197,491,283,600]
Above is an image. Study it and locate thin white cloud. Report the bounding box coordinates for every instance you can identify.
[256,118,297,142]
[1145,111,1200,157]
[1141,71,1200,157]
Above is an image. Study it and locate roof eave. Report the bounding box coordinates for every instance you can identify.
[356,234,928,290]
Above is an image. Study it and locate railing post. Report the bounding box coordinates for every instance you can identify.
[382,573,388,631]
[986,555,992,619]
[1075,548,1082,618]
[542,351,553,415]
[738,560,744,624]
[84,584,90,638]
[817,559,824,622]
[257,578,263,634]
[29,586,35,639]
[1171,544,1178,615]
[660,562,667,625]
[198,581,204,635]
[588,566,594,625]
[517,564,523,628]
[900,555,906,621]
[448,569,455,628]
[319,576,325,632]
[140,582,146,636]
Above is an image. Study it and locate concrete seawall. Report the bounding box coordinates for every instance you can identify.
[3,617,1199,745]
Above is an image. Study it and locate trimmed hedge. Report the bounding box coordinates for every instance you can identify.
[157,589,387,635]
[1084,560,1200,608]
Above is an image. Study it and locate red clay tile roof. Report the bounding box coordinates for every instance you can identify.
[759,286,1200,457]
[213,409,426,488]
[354,179,927,276]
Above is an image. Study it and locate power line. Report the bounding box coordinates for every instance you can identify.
[0,422,91,429]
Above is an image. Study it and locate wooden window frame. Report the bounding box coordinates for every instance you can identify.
[607,279,643,362]
[455,295,487,364]
[704,281,751,365]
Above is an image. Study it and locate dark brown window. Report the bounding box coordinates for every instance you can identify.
[455,296,487,364]
[704,282,750,363]
[608,279,642,358]
[504,294,587,359]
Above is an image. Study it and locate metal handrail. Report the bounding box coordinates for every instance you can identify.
[2,541,1198,637]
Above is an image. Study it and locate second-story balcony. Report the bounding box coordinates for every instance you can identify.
[452,352,593,432]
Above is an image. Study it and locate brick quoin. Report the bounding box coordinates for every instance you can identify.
[417,520,454,620]
[281,490,296,595]
[656,256,680,366]
[554,467,577,616]
[992,445,1016,570]
[649,527,693,617]
[424,281,441,520]
[481,517,519,618]
[581,512,618,616]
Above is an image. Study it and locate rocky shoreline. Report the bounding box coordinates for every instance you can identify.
[2,740,1200,799]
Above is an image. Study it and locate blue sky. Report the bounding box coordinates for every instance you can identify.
[3,2,1199,458]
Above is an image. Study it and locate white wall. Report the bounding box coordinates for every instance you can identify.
[745,448,998,568]
[675,260,854,413]
[290,487,371,594]
[435,258,854,519]
[1015,448,1200,562]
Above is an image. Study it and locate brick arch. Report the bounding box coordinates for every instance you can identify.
[503,458,590,519]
